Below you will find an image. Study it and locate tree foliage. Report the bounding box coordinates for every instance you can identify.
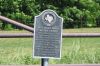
[0,0,100,30]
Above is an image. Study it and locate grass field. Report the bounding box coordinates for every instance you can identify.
[0,28,100,64]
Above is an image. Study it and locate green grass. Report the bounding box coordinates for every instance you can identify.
[0,38,100,64]
[60,38,100,64]
[0,28,100,64]
[63,28,100,33]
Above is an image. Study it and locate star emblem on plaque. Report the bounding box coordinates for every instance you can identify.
[42,12,56,26]
[45,14,53,23]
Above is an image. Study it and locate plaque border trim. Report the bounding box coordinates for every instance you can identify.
[33,9,63,59]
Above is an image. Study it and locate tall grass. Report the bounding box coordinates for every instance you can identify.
[61,43,100,64]
[61,38,100,64]
[0,38,100,64]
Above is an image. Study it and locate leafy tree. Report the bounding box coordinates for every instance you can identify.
[0,0,100,30]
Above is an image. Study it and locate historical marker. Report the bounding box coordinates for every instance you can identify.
[33,9,63,59]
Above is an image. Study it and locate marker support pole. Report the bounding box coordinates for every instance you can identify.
[41,58,49,66]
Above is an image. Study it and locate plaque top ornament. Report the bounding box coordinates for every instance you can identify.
[35,9,62,26]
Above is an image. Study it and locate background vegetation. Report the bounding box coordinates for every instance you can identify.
[0,0,100,30]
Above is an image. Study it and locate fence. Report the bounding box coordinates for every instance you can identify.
[0,15,100,66]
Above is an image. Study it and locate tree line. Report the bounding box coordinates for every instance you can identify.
[0,0,100,30]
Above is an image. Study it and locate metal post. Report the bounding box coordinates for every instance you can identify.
[0,16,34,32]
[41,58,49,66]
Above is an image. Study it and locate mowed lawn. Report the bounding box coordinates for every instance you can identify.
[0,28,100,64]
